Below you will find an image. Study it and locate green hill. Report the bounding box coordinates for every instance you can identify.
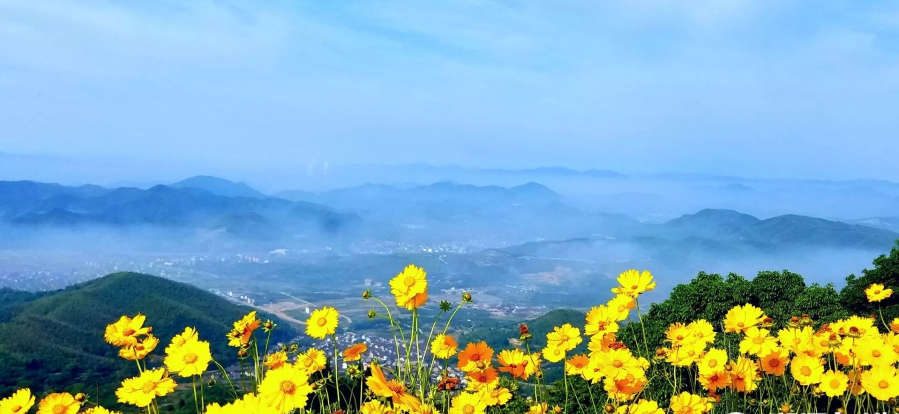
[0,272,297,398]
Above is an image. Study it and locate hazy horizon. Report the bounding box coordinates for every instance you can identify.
[2,0,898,184]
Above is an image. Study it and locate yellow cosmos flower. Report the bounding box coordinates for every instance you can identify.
[585,305,620,337]
[790,354,824,385]
[723,304,765,333]
[361,400,394,414]
[604,375,647,402]
[890,318,899,334]
[366,363,421,412]
[258,364,313,413]
[618,399,665,414]
[611,269,657,297]
[165,327,198,355]
[305,306,339,339]
[389,264,429,310]
[449,392,487,414]
[699,370,729,391]
[81,408,122,414]
[607,295,636,322]
[297,348,328,372]
[227,311,261,348]
[596,348,643,380]
[484,387,512,406]
[728,357,758,392]
[116,368,177,408]
[666,323,693,348]
[526,402,549,414]
[819,370,849,397]
[688,319,716,345]
[860,365,899,401]
[36,393,79,414]
[430,334,458,359]
[343,342,368,362]
[164,338,212,377]
[497,349,529,380]
[465,367,499,392]
[104,314,151,348]
[234,393,278,414]
[119,334,159,361]
[670,392,711,414]
[739,327,778,357]
[458,342,494,372]
[865,283,893,302]
[0,388,35,414]
[697,348,728,376]
[565,354,590,376]
[547,323,582,352]
[543,342,567,363]
[855,337,897,366]
[264,351,289,370]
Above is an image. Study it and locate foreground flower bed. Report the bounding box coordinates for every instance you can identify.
[1,265,898,414]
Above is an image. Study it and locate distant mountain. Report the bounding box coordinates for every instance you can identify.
[661,209,761,238]
[849,217,899,232]
[0,272,297,398]
[170,175,267,199]
[0,181,360,245]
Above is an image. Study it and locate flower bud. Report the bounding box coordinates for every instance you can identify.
[604,404,615,413]
[74,393,86,403]
[263,320,276,332]
[238,349,249,359]
[362,290,372,300]
[553,406,563,413]
[462,292,472,303]
[368,310,377,320]
[780,404,791,414]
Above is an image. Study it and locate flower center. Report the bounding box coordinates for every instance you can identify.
[280,380,296,395]
[708,360,718,368]
[800,367,812,376]
[559,335,569,342]
[463,405,475,414]
[52,405,66,414]
[404,276,416,287]
[753,337,765,344]
[183,353,198,364]
[879,380,889,389]
[872,350,882,358]
[830,379,841,389]
[612,360,623,368]
[874,289,881,294]
[12,406,21,413]
[630,284,638,290]
[142,381,156,394]
[317,317,328,327]
[676,335,684,341]
[769,359,780,367]
[471,353,480,361]
[737,322,745,328]
[387,380,406,394]
[123,328,136,336]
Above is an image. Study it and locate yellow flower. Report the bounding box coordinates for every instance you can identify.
[547,323,582,352]
[115,368,176,408]
[233,393,278,414]
[860,365,899,401]
[259,364,313,413]
[688,319,716,345]
[728,357,758,393]
[698,370,729,391]
[584,305,619,337]
[458,342,494,372]
[618,400,665,414]
[389,264,429,310]
[543,342,567,363]
[855,337,897,366]
[758,348,789,376]
[666,323,693,348]
[264,351,289,370]
[865,283,893,302]
[670,392,711,414]
[819,370,849,398]
[790,354,824,386]
[890,318,899,334]
[0,388,35,414]
[430,334,458,359]
[484,387,512,406]
[465,367,499,392]
[36,393,79,414]
[497,349,529,380]
[450,392,487,414]
[361,400,394,414]
[166,327,198,354]
[104,314,151,348]
[119,334,159,361]
[565,354,590,376]
[611,269,656,297]
[227,311,261,348]
[697,348,728,376]
[607,295,635,322]
[81,408,122,414]
[297,348,327,372]
[739,327,778,357]
[596,348,643,380]
[343,342,368,362]
[778,326,813,354]
[723,304,765,334]
[526,402,549,414]
[604,375,647,402]
[164,337,212,377]
[305,306,339,339]
[366,363,421,412]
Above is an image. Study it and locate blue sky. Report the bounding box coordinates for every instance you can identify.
[1,0,898,180]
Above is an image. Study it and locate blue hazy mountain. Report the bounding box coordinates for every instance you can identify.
[170,175,267,199]
[0,181,359,243]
